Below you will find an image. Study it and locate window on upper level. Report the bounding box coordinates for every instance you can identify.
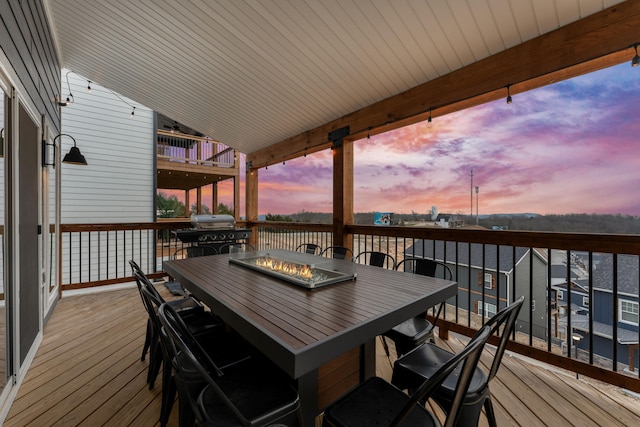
[478,271,495,290]
[619,300,639,325]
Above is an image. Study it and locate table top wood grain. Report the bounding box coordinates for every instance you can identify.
[163,251,457,378]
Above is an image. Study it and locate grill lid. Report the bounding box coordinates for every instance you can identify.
[191,214,236,229]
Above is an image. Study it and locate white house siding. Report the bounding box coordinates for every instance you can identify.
[60,70,155,284]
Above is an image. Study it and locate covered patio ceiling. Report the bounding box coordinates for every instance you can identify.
[46,1,637,164]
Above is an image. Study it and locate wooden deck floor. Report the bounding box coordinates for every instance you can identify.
[4,285,640,426]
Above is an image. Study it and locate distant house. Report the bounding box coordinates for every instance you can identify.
[405,240,548,339]
[557,254,639,372]
[433,213,464,228]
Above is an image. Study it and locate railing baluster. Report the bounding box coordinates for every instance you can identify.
[613,253,618,371]
[547,248,553,352]
[528,247,534,346]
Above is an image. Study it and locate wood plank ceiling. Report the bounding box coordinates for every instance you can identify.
[46,0,627,157]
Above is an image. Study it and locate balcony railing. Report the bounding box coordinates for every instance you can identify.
[156,130,235,168]
[59,220,640,393]
[59,221,192,290]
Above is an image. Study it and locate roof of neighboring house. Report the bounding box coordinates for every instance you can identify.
[592,254,639,295]
[560,314,638,345]
[405,240,532,273]
[551,264,580,280]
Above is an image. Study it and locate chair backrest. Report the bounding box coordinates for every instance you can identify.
[218,242,255,254]
[396,257,453,280]
[130,261,151,305]
[355,251,396,269]
[158,303,244,422]
[129,259,142,275]
[295,243,321,255]
[173,245,218,260]
[483,295,525,381]
[135,269,167,306]
[320,246,353,261]
[392,325,492,427]
[137,273,166,338]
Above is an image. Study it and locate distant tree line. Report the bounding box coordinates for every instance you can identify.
[156,193,233,218]
[270,209,640,234]
[477,213,640,234]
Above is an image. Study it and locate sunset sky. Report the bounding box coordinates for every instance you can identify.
[171,62,640,217]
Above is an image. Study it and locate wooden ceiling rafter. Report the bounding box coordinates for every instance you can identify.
[246,1,640,170]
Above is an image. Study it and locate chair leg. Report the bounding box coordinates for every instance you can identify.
[178,392,196,427]
[380,336,391,359]
[160,374,176,427]
[141,319,152,362]
[148,341,162,390]
[484,395,497,427]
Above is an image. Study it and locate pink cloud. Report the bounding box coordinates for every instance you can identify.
[226,64,640,217]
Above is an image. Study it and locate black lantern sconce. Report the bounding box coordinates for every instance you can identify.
[42,133,88,167]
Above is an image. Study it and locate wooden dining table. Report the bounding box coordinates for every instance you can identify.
[163,249,457,426]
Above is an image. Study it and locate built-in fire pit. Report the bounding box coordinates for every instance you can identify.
[229,249,356,289]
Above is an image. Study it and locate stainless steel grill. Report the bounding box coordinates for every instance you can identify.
[174,214,252,246]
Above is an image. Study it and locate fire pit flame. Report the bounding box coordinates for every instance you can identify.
[228,249,356,289]
[254,257,314,280]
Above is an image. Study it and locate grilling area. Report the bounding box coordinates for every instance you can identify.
[173,214,252,254]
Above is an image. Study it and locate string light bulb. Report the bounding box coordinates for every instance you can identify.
[87,80,92,93]
[64,70,74,105]
[632,43,640,67]
[428,108,432,123]
[506,84,513,104]
[130,106,135,118]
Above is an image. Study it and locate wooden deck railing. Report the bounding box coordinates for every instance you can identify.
[156,130,235,167]
[253,221,640,393]
[59,220,640,393]
[59,221,192,290]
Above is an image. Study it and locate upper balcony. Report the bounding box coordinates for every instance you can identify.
[156,129,239,191]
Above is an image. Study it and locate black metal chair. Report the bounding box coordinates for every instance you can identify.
[355,250,396,269]
[134,269,222,389]
[218,242,255,254]
[158,302,303,427]
[129,260,154,362]
[296,243,322,255]
[129,260,205,362]
[392,296,525,427]
[320,245,354,261]
[382,258,453,357]
[322,324,492,427]
[142,288,252,427]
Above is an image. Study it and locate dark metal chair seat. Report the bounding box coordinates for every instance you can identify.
[322,325,493,427]
[381,257,453,357]
[159,302,302,427]
[392,296,525,427]
[145,287,253,426]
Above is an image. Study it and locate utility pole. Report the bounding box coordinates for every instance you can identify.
[475,186,479,225]
[470,170,474,216]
